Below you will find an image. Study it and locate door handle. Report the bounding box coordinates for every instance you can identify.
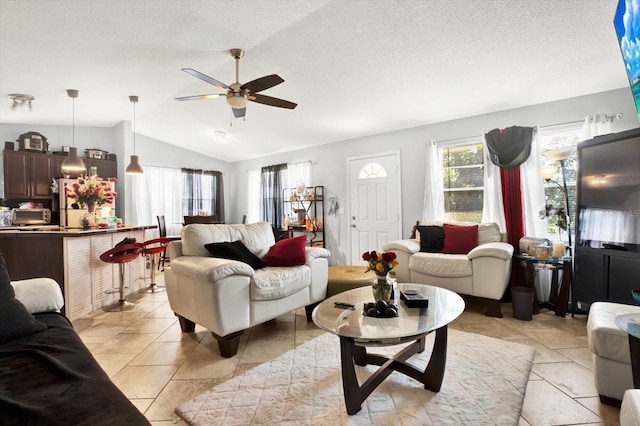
[351,224,356,228]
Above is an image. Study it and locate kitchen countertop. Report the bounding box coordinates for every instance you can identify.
[0,224,156,235]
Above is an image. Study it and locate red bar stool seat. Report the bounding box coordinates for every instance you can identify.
[100,243,144,312]
[138,238,170,294]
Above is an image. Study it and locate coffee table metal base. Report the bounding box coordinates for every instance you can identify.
[339,326,448,415]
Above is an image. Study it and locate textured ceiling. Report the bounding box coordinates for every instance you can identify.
[0,0,629,162]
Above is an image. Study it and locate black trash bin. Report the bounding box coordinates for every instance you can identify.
[511,286,533,321]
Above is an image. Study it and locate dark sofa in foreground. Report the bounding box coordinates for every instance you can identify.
[0,257,149,425]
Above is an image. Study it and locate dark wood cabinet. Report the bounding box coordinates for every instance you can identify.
[3,150,53,199]
[86,158,117,179]
[574,247,640,311]
[51,156,117,179]
[4,150,118,203]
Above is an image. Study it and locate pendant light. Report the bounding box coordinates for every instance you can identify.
[125,95,144,175]
[61,89,86,173]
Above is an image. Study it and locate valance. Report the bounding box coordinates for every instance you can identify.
[485,126,534,168]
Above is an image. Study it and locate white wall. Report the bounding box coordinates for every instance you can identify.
[2,88,638,264]
[231,88,640,264]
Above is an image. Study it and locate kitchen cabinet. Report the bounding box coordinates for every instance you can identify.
[283,185,325,247]
[86,157,117,179]
[3,150,54,199]
[0,226,151,320]
[51,156,117,179]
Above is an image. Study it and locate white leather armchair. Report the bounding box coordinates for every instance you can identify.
[165,222,330,357]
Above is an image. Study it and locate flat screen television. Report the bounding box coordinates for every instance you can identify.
[576,128,640,253]
[614,0,640,121]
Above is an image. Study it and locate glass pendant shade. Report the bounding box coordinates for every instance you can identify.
[538,165,557,181]
[125,95,144,175]
[61,89,86,174]
[61,147,86,172]
[125,155,144,174]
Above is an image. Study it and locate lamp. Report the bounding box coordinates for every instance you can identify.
[538,164,557,181]
[125,95,144,175]
[9,94,34,111]
[226,91,246,109]
[61,90,87,174]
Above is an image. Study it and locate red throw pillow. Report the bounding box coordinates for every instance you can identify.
[442,223,478,254]
[263,235,307,267]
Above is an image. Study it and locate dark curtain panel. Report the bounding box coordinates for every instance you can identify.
[212,171,225,223]
[181,168,224,220]
[261,163,287,229]
[500,167,526,287]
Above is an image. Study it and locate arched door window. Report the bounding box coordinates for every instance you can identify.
[358,162,388,179]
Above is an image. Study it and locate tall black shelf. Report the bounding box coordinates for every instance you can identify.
[573,128,640,312]
[283,186,324,247]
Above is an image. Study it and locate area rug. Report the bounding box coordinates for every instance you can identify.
[176,330,534,425]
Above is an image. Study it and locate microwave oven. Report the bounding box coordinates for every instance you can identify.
[11,208,51,225]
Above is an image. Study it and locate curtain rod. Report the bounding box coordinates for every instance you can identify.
[426,117,590,146]
[427,134,482,146]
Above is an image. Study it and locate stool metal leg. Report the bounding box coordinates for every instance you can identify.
[138,252,165,293]
[104,263,139,312]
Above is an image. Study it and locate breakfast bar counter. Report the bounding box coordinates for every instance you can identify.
[0,225,157,319]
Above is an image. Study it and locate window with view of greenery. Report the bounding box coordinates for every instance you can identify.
[441,143,484,223]
[438,123,581,239]
[537,123,582,242]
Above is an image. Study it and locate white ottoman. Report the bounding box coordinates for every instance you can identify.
[621,389,640,426]
[587,301,640,404]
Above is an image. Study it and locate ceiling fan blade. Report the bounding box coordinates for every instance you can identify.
[232,107,246,118]
[249,93,297,109]
[174,94,225,101]
[240,74,284,93]
[181,68,229,90]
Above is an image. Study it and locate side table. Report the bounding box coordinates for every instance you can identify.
[515,254,572,317]
[615,314,640,389]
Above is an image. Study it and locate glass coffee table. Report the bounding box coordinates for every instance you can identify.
[312,283,465,415]
[615,314,640,388]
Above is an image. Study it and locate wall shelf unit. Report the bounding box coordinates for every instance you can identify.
[283,185,324,247]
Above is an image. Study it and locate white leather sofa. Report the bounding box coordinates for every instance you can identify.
[382,222,513,317]
[622,389,640,426]
[587,301,640,404]
[165,222,330,357]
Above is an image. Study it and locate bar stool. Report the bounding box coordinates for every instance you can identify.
[100,242,144,312]
[138,238,170,293]
[156,215,180,271]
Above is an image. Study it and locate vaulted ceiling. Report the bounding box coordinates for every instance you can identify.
[0,0,629,162]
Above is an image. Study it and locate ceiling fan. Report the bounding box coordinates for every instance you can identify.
[175,48,297,118]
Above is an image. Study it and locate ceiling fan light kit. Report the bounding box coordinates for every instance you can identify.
[175,48,297,119]
[126,95,144,175]
[61,89,87,173]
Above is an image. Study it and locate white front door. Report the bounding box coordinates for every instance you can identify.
[348,151,402,264]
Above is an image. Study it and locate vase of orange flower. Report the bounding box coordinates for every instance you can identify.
[362,250,399,302]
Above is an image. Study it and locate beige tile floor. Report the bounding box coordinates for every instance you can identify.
[72,272,622,425]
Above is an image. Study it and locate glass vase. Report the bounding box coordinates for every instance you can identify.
[81,202,97,229]
[372,274,395,302]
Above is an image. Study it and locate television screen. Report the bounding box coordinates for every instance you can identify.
[577,128,640,252]
[614,0,640,122]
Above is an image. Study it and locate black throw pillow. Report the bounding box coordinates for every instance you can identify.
[417,225,445,253]
[0,256,47,344]
[204,240,265,270]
